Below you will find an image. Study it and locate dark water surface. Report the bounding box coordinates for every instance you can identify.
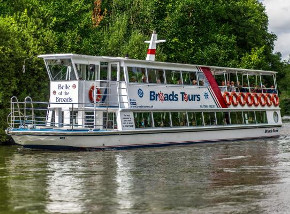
[1,124,290,214]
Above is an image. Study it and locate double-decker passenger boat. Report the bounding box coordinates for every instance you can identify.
[6,32,282,150]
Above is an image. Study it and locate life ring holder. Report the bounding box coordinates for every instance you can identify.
[252,93,260,107]
[223,92,232,106]
[238,93,246,106]
[271,94,279,107]
[231,92,239,106]
[245,93,254,106]
[265,93,273,107]
[258,93,266,107]
[88,85,102,103]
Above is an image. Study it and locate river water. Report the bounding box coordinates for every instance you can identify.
[0,123,290,214]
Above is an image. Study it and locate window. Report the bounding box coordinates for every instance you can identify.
[197,72,208,86]
[134,112,152,128]
[243,111,256,124]
[147,68,157,83]
[171,112,188,127]
[128,67,146,83]
[216,112,227,125]
[165,70,182,84]
[120,67,125,81]
[153,112,171,127]
[203,112,216,126]
[47,59,77,81]
[110,64,118,81]
[156,69,165,84]
[100,64,108,80]
[187,112,203,126]
[256,111,267,124]
[230,112,243,124]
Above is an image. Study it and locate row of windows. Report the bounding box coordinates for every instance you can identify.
[127,67,208,86]
[134,111,267,128]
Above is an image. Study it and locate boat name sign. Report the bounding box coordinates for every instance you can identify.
[50,81,79,107]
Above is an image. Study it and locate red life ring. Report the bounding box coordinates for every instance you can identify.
[245,93,254,106]
[223,92,232,106]
[252,93,260,107]
[265,93,273,107]
[271,94,279,106]
[258,93,266,107]
[231,92,239,106]
[88,85,101,103]
[238,93,246,106]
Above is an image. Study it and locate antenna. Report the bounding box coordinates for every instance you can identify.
[145,31,166,61]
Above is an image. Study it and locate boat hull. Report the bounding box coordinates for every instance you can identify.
[9,125,281,150]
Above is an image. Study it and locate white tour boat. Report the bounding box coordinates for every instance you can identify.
[6,32,282,150]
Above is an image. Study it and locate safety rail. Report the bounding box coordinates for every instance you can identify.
[8,98,118,131]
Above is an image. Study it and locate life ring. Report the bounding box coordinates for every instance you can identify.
[223,92,232,106]
[88,85,101,103]
[271,94,279,106]
[258,93,266,107]
[238,93,246,106]
[231,92,239,106]
[252,93,260,107]
[245,93,254,106]
[265,93,273,107]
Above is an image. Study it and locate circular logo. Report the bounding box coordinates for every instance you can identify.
[138,88,144,98]
[53,90,56,95]
[72,84,76,89]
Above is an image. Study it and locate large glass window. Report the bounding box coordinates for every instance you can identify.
[188,112,203,126]
[230,112,243,124]
[153,112,171,127]
[256,111,267,124]
[216,112,227,125]
[128,67,146,83]
[47,59,76,81]
[165,70,182,84]
[156,69,165,84]
[147,68,157,83]
[100,64,108,80]
[134,112,152,128]
[171,112,188,127]
[243,111,256,124]
[203,112,216,126]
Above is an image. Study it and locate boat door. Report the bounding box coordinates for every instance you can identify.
[108,62,119,106]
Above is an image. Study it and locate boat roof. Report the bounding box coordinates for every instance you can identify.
[38,53,277,75]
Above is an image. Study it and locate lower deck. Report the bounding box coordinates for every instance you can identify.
[9,124,281,150]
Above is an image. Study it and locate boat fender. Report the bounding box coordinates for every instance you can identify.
[89,85,102,103]
[245,93,254,106]
[271,94,279,107]
[238,93,246,106]
[265,93,273,107]
[231,92,239,106]
[223,92,232,106]
[252,93,260,107]
[258,93,266,107]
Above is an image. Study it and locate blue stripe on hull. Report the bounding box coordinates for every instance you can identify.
[22,135,279,151]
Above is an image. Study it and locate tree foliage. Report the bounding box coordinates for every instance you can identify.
[0,0,287,141]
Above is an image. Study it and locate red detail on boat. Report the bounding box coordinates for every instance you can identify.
[147,49,156,54]
[200,66,227,108]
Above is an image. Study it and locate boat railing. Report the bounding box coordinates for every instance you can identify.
[8,99,118,131]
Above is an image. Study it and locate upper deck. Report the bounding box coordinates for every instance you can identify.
[38,53,279,111]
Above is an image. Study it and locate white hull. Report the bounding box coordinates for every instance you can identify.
[10,125,281,150]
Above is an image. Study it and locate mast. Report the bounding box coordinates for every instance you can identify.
[145,31,166,61]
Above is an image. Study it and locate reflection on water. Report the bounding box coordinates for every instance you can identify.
[46,160,85,213]
[0,123,290,213]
